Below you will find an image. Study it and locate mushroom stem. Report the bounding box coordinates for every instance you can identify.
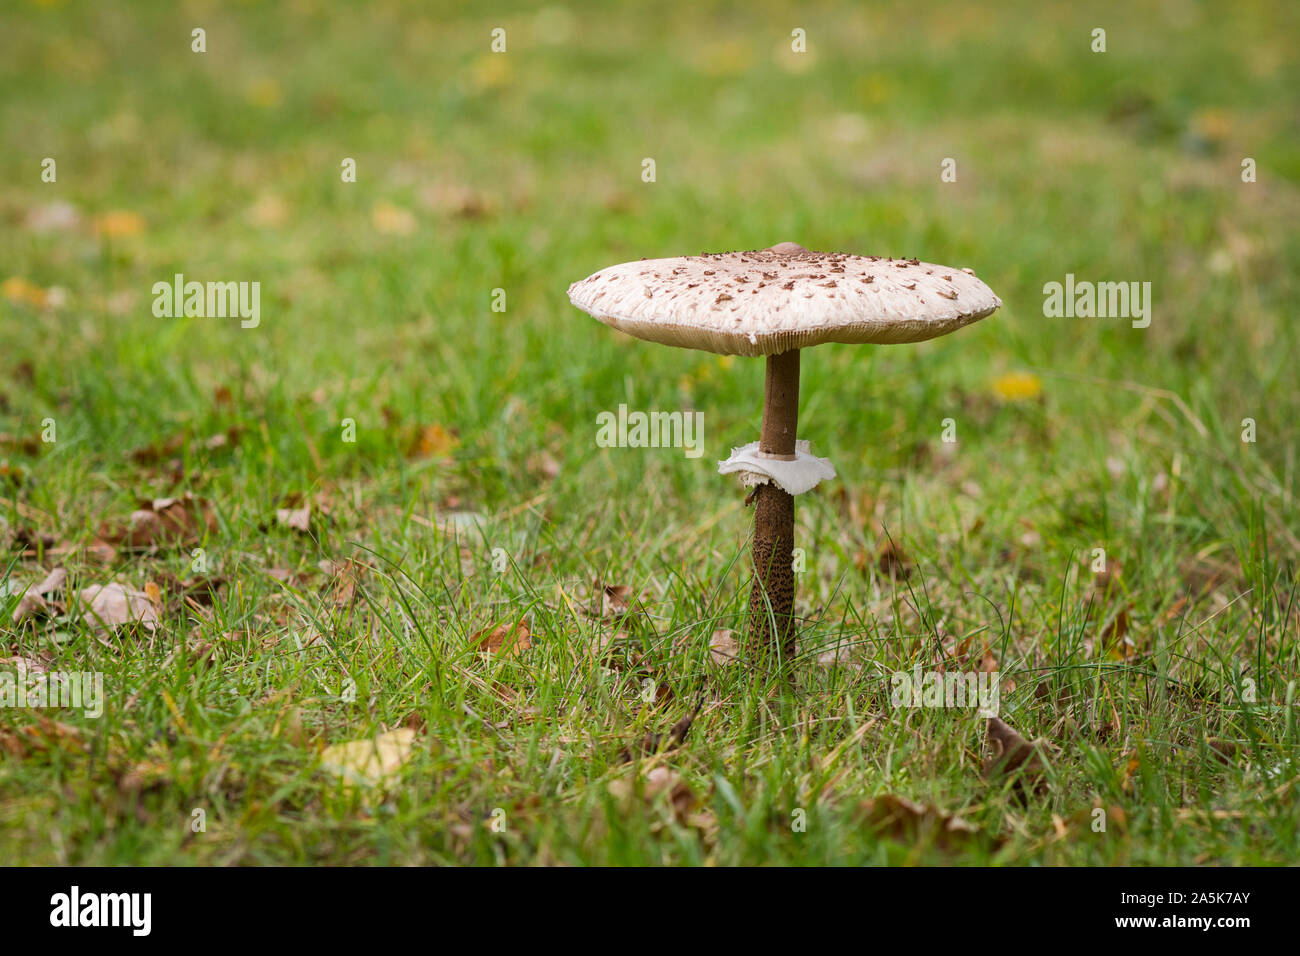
[749,348,800,659]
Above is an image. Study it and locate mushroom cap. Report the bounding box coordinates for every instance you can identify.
[568,243,1001,357]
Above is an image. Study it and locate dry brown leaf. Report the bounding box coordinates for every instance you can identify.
[709,628,740,665]
[275,506,311,533]
[527,450,561,480]
[318,559,362,606]
[1088,559,1137,659]
[0,432,41,455]
[595,582,650,627]
[0,716,85,759]
[876,539,913,580]
[607,766,706,827]
[108,494,215,550]
[10,566,67,623]
[984,716,1049,798]
[472,620,532,657]
[132,427,240,464]
[37,535,117,564]
[1205,738,1241,764]
[1120,749,1142,791]
[77,583,160,634]
[1101,607,1135,659]
[856,793,984,849]
[407,423,459,459]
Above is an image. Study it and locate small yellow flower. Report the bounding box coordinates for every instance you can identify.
[94,210,146,238]
[2,277,49,308]
[992,371,1043,402]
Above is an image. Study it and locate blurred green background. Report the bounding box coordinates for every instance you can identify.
[1,0,1299,864]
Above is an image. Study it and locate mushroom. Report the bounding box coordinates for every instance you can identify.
[568,243,1000,660]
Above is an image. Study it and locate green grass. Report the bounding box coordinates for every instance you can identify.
[1,0,1298,865]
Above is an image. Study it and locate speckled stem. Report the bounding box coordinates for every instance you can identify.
[749,349,800,659]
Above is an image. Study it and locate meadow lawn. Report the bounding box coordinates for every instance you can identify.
[1,0,1299,864]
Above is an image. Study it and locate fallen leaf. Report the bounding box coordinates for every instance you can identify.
[876,539,913,580]
[419,182,493,220]
[318,559,362,606]
[130,427,240,466]
[1205,738,1241,764]
[709,628,740,665]
[1101,607,1135,659]
[320,728,416,790]
[276,506,312,533]
[856,793,984,850]
[77,583,160,634]
[116,758,173,795]
[596,582,648,626]
[1120,749,1142,791]
[472,619,532,657]
[0,431,42,455]
[527,450,561,480]
[1178,553,1238,598]
[407,423,459,458]
[107,494,216,550]
[607,766,702,825]
[10,566,67,624]
[0,716,85,759]
[984,716,1049,798]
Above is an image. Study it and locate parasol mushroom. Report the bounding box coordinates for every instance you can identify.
[568,242,1000,660]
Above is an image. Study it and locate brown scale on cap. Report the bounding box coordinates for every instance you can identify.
[567,242,999,357]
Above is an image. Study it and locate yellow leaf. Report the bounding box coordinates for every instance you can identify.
[408,423,458,458]
[320,729,416,790]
